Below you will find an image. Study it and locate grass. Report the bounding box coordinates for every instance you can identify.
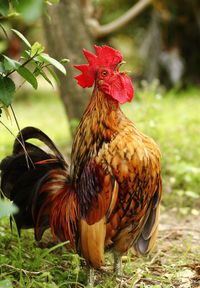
[0,83,200,287]
[0,214,199,287]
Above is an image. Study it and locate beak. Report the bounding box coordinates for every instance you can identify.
[121,71,131,75]
[115,61,131,74]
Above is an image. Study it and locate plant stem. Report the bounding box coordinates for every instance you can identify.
[0,119,34,168]
[10,105,32,169]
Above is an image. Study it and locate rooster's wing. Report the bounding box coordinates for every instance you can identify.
[98,123,162,255]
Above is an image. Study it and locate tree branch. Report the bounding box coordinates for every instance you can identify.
[87,0,153,38]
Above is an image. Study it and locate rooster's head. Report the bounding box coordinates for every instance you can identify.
[74,45,134,104]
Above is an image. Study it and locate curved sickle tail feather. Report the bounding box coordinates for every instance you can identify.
[13,126,66,163]
[35,168,78,247]
[0,126,78,247]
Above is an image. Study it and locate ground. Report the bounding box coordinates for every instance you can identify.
[83,210,200,288]
[1,210,199,287]
[115,211,200,288]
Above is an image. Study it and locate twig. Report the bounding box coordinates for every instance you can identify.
[87,0,152,38]
[0,120,34,167]
[6,54,37,77]
[149,249,162,265]
[0,264,45,275]
[177,263,200,269]
[128,275,142,287]
[10,104,34,169]
[159,226,200,233]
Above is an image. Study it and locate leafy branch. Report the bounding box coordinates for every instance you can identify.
[0,28,68,110]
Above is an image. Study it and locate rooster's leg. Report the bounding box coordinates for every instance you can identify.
[113,252,122,276]
[87,267,94,287]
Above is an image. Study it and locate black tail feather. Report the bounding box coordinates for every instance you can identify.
[0,126,68,236]
[13,126,66,163]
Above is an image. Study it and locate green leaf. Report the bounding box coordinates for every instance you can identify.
[0,77,15,106]
[0,0,9,17]
[0,62,5,74]
[3,60,12,71]
[44,0,60,4]
[0,199,18,219]
[33,63,53,86]
[33,67,41,77]
[60,58,70,63]
[0,40,8,54]
[46,66,60,86]
[3,55,21,70]
[39,53,66,75]
[17,66,38,89]
[13,0,43,24]
[48,0,60,3]
[7,12,19,18]
[11,29,31,48]
[31,41,45,57]
[39,240,69,260]
[0,23,9,39]
[39,69,53,86]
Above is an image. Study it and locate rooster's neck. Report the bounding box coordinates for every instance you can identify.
[80,86,123,140]
[90,86,119,110]
[70,87,124,182]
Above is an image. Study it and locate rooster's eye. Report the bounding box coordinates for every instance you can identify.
[101,70,108,77]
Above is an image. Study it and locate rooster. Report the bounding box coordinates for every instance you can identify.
[0,45,162,285]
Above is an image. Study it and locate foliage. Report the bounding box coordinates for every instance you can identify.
[0,219,85,288]
[0,0,67,109]
[0,27,67,109]
[0,0,60,23]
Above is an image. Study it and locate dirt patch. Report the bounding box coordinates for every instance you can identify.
[123,211,200,287]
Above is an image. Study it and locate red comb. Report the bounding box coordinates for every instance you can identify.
[74,45,123,88]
